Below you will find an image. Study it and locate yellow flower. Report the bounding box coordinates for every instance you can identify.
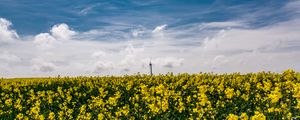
[241,94,249,101]
[30,106,40,116]
[58,111,64,118]
[121,105,130,116]
[240,113,248,120]
[236,90,241,97]
[16,113,24,120]
[108,97,118,106]
[274,108,281,112]
[268,87,282,103]
[227,113,238,120]
[287,112,292,119]
[149,103,159,114]
[98,113,104,120]
[251,111,266,120]
[225,88,235,99]
[49,112,55,120]
[38,115,45,120]
[155,84,165,95]
[177,101,185,113]
[245,82,251,91]
[161,98,169,112]
[5,98,12,106]
[187,96,192,103]
[267,107,274,113]
[66,94,72,103]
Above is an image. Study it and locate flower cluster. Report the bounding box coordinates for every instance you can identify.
[0,69,300,119]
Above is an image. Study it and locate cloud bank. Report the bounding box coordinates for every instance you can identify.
[0,1,300,77]
[0,18,19,43]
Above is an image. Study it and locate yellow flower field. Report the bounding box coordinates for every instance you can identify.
[0,69,300,119]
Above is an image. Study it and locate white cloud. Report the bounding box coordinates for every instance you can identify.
[149,57,184,68]
[211,55,228,70]
[50,23,76,40]
[118,44,144,72]
[0,52,20,62]
[120,54,136,66]
[121,44,144,55]
[151,24,168,40]
[91,51,107,59]
[202,29,227,50]
[0,18,19,43]
[132,25,145,37]
[34,33,56,49]
[200,21,300,53]
[93,61,114,73]
[200,21,244,29]
[79,5,96,15]
[82,29,110,36]
[33,23,76,49]
[152,24,167,33]
[79,3,117,16]
[213,55,226,64]
[32,58,56,73]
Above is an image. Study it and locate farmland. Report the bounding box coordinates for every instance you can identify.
[0,69,300,119]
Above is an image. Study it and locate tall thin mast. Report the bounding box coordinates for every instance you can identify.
[149,61,153,76]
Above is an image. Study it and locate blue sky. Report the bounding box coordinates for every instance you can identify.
[0,0,300,77]
[0,0,289,34]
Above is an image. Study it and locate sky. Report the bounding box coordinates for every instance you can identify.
[0,0,300,77]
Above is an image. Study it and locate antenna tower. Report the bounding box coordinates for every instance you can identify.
[149,60,153,76]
